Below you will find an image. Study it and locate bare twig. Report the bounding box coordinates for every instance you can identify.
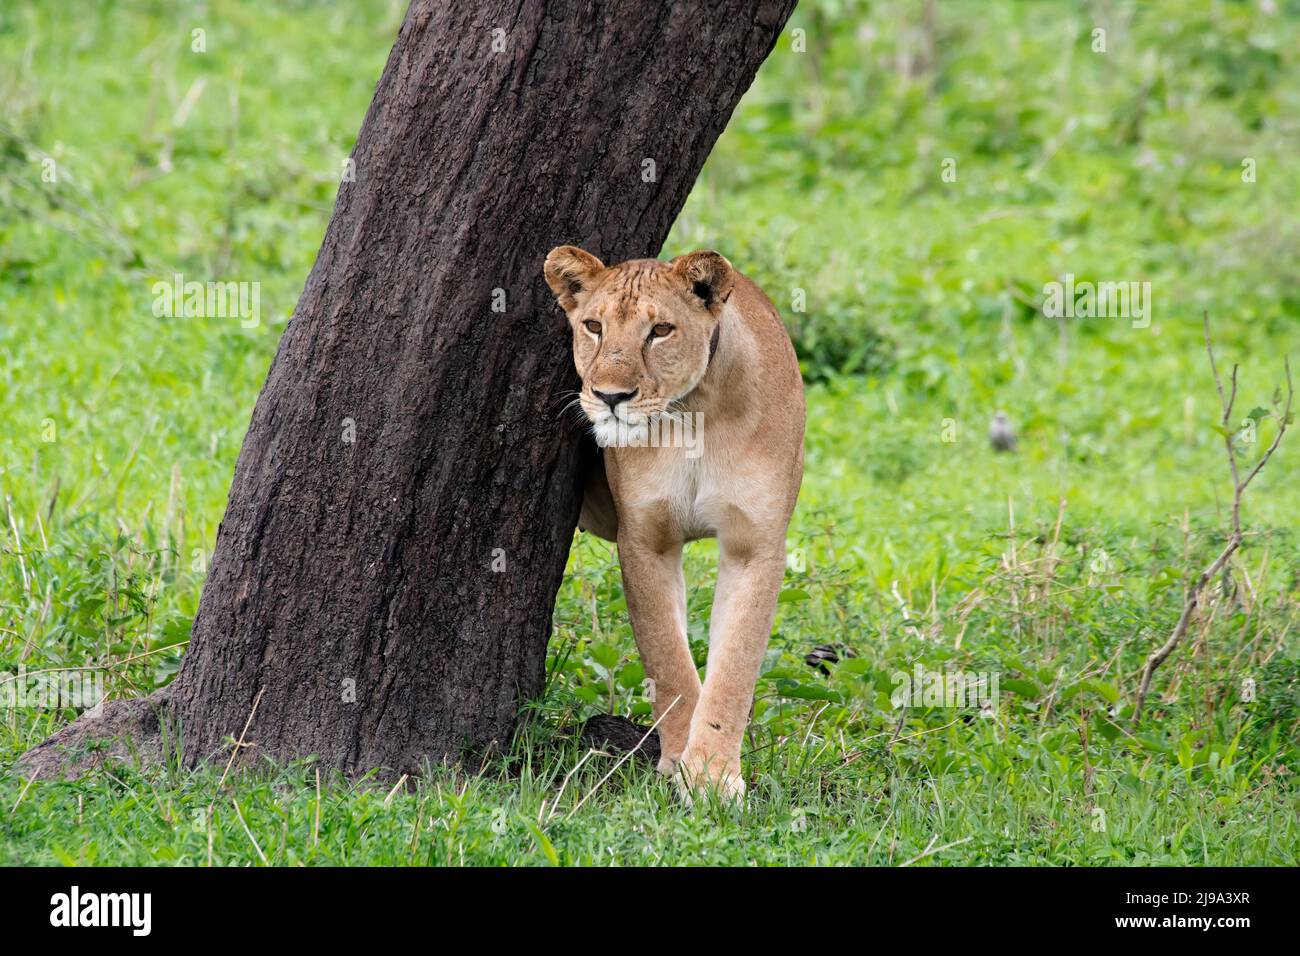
[211,687,266,804]
[0,641,189,686]
[1134,315,1293,720]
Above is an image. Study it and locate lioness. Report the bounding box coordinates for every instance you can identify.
[544,246,805,801]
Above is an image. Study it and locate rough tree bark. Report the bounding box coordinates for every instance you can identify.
[19,0,797,779]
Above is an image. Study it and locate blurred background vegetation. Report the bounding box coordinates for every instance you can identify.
[1,0,1297,864]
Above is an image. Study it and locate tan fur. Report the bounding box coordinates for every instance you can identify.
[545,246,805,801]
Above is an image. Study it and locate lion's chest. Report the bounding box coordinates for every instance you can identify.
[612,445,738,542]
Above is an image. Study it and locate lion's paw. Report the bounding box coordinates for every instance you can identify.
[675,747,745,807]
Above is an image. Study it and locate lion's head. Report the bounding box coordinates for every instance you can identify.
[544,246,733,446]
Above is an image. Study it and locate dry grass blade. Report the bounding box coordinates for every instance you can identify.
[899,834,973,867]
[231,796,269,865]
[563,695,681,822]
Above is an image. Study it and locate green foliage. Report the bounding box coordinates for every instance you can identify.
[1,0,1298,864]
[671,0,1300,380]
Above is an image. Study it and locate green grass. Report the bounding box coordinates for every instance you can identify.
[5,728,1299,866]
[2,0,1298,865]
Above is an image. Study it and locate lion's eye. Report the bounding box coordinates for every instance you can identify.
[649,323,673,339]
[583,320,602,335]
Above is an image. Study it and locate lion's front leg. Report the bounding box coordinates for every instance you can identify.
[616,536,701,774]
[679,536,786,803]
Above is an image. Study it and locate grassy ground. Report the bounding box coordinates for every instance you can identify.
[2,0,1298,865]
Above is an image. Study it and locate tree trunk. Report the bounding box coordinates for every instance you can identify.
[19,0,796,780]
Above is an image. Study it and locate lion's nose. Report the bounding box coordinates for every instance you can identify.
[593,388,638,413]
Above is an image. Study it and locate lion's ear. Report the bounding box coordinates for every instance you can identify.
[544,245,605,313]
[672,250,734,313]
